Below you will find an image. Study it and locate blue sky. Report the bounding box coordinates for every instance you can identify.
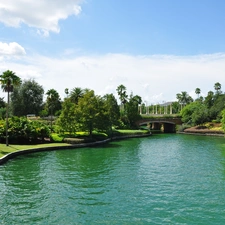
[0,0,225,104]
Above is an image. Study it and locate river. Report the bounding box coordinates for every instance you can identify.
[1,134,225,224]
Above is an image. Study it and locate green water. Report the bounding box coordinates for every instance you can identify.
[1,134,225,224]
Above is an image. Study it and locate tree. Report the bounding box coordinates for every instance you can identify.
[11,79,44,116]
[46,89,61,130]
[69,87,84,104]
[75,90,111,138]
[103,93,120,130]
[171,102,180,114]
[132,94,142,105]
[64,88,69,98]
[57,90,111,137]
[116,84,128,111]
[176,91,193,110]
[125,93,142,128]
[56,98,77,134]
[180,101,209,125]
[195,88,201,99]
[204,91,214,109]
[46,89,61,116]
[208,94,225,121]
[180,101,200,124]
[214,82,222,95]
[191,104,209,125]
[0,70,22,146]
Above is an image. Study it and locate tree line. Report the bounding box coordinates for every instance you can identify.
[0,70,143,144]
[176,82,224,126]
[0,69,224,144]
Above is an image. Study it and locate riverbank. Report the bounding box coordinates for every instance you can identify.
[178,131,224,137]
[0,133,152,165]
[180,123,224,137]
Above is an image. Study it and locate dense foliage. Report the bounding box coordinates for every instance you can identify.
[1,68,225,144]
[57,90,116,137]
[0,117,50,144]
[10,79,44,116]
[179,83,225,126]
[45,89,62,116]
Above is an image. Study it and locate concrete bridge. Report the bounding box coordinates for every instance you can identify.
[137,116,182,133]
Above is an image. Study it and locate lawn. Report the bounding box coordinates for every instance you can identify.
[0,143,71,158]
[0,129,150,159]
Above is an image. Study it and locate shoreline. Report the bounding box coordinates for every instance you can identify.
[0,133,152,165]
[177,131,224,137]
[1,131,224,165]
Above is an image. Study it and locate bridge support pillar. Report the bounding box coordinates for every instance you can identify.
[152,122,161,130]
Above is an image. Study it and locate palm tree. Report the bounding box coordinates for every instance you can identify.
[69,87,84,104]
[46,89,61,130]
[64,88,69,98]
[132,94,142,113]
[204,91,214,108]
[116,84,128,104]
[176,91,193,111]
[116,84,128,112]
[0,70,21,146]
[214,82,221,94]
[195,88,201,99]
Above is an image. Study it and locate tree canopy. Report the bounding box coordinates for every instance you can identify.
[10,79,44,116]
[46,89,61,116]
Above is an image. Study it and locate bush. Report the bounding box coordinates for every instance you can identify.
[0,116,50,144]
[50,133,64,142]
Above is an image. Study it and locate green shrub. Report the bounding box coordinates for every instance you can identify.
[0,116,50,144]
[50,133,64,142]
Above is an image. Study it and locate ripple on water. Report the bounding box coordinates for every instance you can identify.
[1,135,225,224]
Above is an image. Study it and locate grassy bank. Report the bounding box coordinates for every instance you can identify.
[181,122,224,135]
[0,143,71,158]
[0,129,149,158]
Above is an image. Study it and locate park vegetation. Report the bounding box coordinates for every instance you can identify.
[0,71,147,145]
[0,69,225,146]
[177,83,225,131]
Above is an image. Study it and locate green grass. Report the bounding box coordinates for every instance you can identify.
[113,129,150,136]
[116,129,148,134]
[0,129,149,159]
[0,143,71,158]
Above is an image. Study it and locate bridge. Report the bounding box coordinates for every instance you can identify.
[137,115,182,133]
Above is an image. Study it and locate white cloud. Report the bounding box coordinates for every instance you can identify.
[0,42,26,56]
[0,0,83,36]
[1,53,225,103]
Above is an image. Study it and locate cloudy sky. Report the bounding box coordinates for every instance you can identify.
[0,0,225,104]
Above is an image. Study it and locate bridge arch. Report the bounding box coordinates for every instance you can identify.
[137,117,182,133]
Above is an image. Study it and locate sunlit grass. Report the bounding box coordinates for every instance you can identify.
[116,129,149,134]
[0,130,149,159]
[0,143,70,158]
